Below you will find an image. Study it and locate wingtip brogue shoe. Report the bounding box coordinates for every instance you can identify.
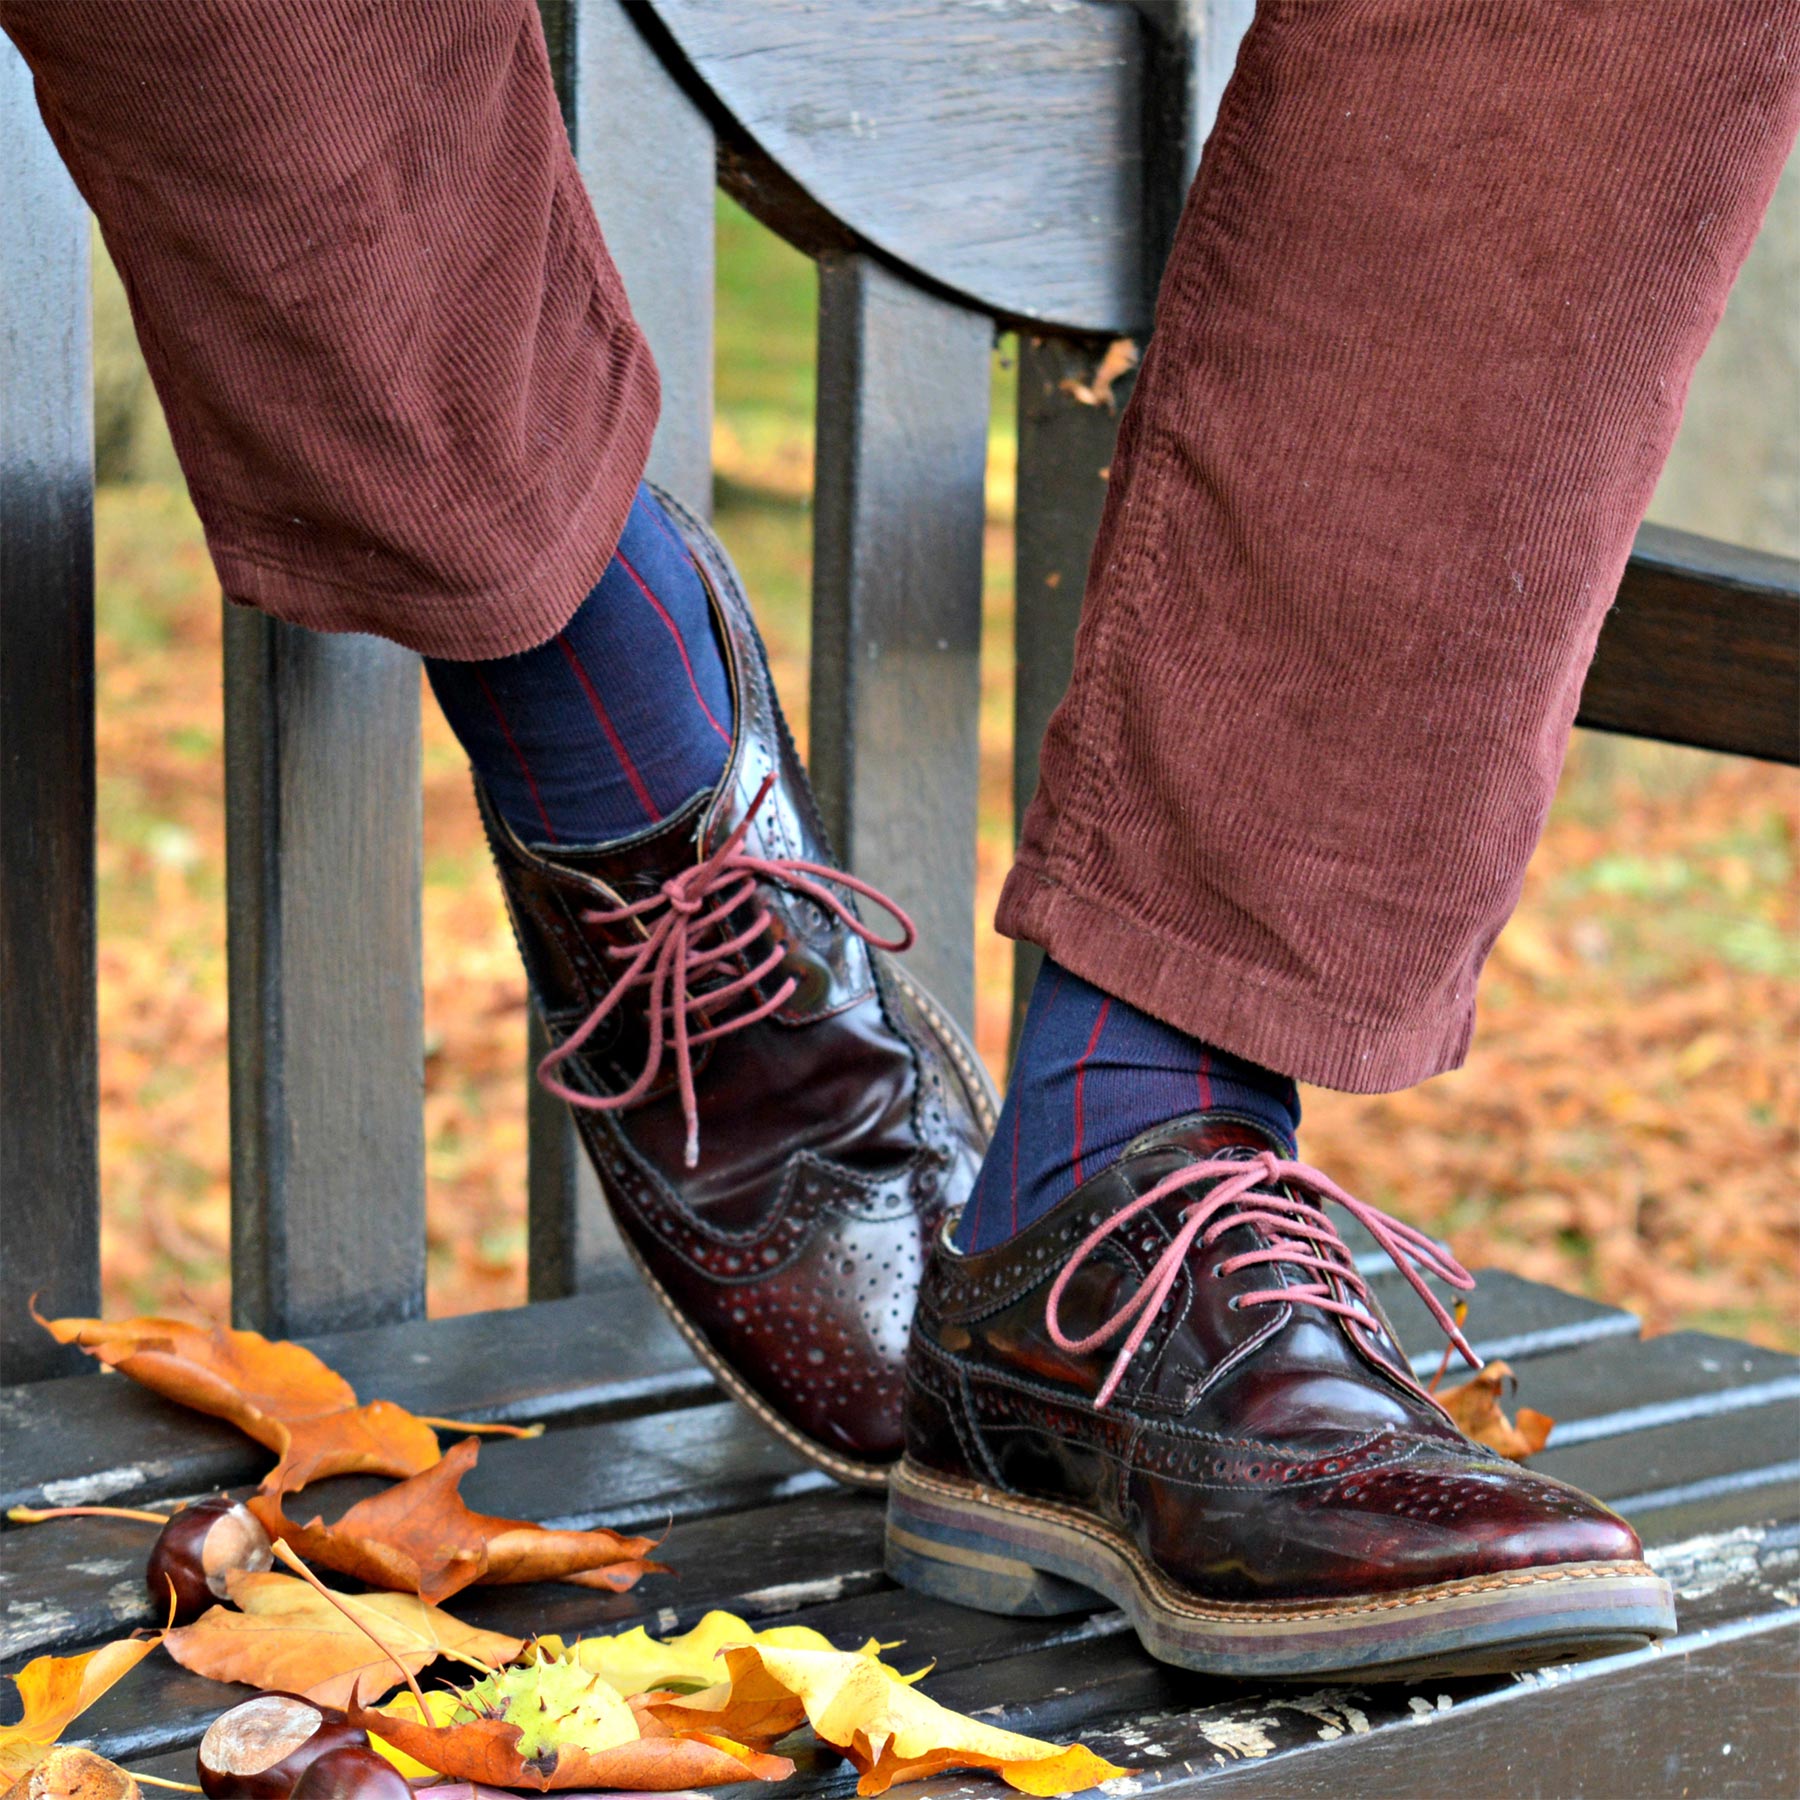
[887,1112,1674,1679]
[482,490,996,1485]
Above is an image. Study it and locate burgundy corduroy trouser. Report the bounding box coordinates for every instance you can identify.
[5,1,1797,1096]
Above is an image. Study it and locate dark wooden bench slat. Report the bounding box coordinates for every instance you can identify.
[1579,521,1800,766]
[0,39,100,1386]
[0,1269,710,1517]
[222,611,426,1337]
[525,0,718,1298]
[811,251,992,1030]
[655,0,1148,335]
[0,1261,1627,1520]
[1009,335,1134,1050]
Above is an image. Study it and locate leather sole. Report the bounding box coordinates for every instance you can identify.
[602,967,998,1494]
[886,1458,1677,1682]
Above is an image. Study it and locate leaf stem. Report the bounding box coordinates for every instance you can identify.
[7,1503,171,1526]
[268,1539,427,1713]
[134,1776,205,1791]
[413,1415,544,1441]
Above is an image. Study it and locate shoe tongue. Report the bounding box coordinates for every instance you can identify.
[1123,1110,1293,1165]
[537,789,712,893]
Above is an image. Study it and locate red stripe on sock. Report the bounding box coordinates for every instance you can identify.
[1197,1050,1214,1112]
[1071,998,1111,1188]
[554,633,662,824]
[1008,1098,1021,1236]
[615,551,733,746]
[474,671,558,844]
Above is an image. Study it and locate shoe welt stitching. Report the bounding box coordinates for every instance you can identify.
[897,1463,1658,1625]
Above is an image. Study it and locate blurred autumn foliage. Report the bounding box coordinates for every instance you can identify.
[93,200,1798,1351]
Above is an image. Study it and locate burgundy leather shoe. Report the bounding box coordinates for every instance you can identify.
[888,1113,1674,1679]
[481,490,995,1487]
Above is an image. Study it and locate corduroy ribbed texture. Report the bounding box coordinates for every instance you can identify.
[2,0,658,659]
[1000,0,1800,1094]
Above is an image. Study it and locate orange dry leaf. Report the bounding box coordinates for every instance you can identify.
[1056,336,1140,410]
[0,1640,159,1792]
[1438,1360,1555,1460]
[248,1438,663,1604]
[349,1699,791,1791]
[658,1644,1129,1797]
[33,1309,443,1493]
[162,1571,521,1709]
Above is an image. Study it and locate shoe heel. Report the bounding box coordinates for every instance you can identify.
[886,1464,1098,1617]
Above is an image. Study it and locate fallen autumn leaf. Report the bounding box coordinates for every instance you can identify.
[247,1439,662,1604]
[162,1572,521,1710]
[0,1640,160,1793]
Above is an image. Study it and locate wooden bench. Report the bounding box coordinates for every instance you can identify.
[4,1,1797,1792]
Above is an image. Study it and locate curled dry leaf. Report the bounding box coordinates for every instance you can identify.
[541,1611,918,1699]
[163,1571,521,1710]
[351,1688,789,1791]
[1056,337,1139,410]
[32,1310,440,1495]
[1437,1359,1554,1460]
[248,1439,663,1605]
[0,1639,160,1793]
[658,1644,1130,1797]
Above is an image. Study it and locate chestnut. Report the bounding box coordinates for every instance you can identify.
[287,1749,413,1800]
[196,1694,368,1800]
[21,1746,141,1800]
[147,1498,273,1623]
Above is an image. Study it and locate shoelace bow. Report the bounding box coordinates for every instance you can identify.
[536,773,915,1168]
[1046,1150,1480,1409]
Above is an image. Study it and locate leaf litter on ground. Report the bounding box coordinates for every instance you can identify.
[0,1641,161,1793]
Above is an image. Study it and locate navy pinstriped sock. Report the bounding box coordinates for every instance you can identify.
[426,485,732,847]
[956,958,1302,1253]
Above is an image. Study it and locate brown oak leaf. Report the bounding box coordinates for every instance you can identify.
[0,1640,158,1793]
[248,1438,664,1604]
[162,1571,521,1709]
[34,1309,445,1494]
[349,1701,791,1791]
[1437,1360,1554,1460]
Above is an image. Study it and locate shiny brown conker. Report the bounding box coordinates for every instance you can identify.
[286,1748,412,1800]
[195,1693,367,1800]
[146,1497,273,1623]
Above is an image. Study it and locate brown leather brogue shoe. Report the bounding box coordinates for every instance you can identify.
[888,1112,1674,1679]
[482,490,995,1486]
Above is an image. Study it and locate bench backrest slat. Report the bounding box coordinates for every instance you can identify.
[0,40,99,1383]
[523,0,721,1297]
[812,253,992,1031]
[221,611,425,1336]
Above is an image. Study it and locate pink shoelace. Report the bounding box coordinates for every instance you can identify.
[1046,1149,1481,1409]
[536,773,915,1168]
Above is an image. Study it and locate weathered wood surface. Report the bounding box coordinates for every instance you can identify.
[526,0,719,1296]
[0,39,99,1386]
[1579,522,1800,765]
[811,254,992,1030]
[222,614,426,1339]
[651,0,1148,333]
[0,1263,1637,1522]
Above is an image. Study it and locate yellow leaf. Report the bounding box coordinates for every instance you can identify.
[561,1610,913,1697]
[0,1641,158,1793]
[661,1643,1129,1797]
[367,1689,462,1779]
[162,1571,521,1710]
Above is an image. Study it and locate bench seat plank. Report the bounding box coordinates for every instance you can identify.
[8,1314,1792,1658]
[0,1265,1629,1517]
[0,1270,712,1515]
